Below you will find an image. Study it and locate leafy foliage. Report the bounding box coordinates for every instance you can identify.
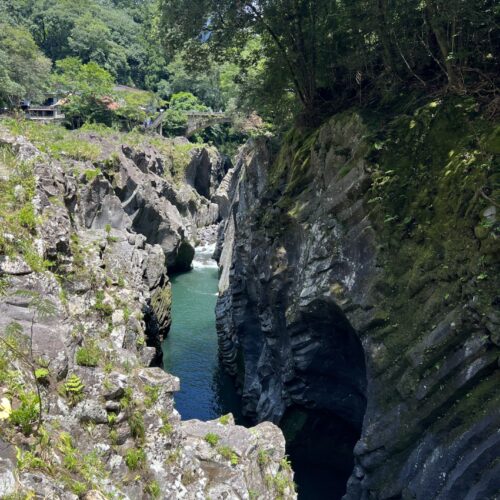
[52,58,115,127]
[124,447,146,470]
[204,432,220,447]
[0,0,167,89]
[63,374,85,405]
[0,23,51,107]
[75,342,101,367]
[160,0,500,123]
[9,391,40,435]
[160,92,209,136]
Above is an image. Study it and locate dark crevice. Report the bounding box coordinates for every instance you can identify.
[282,302,367,499]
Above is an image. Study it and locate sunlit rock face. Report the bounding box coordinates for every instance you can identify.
[0,129,295,500]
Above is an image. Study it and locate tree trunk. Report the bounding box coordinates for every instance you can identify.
[425,1,462,90]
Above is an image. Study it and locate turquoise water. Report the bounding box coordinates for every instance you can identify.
[162,245,243,421]
[161,245,346,498]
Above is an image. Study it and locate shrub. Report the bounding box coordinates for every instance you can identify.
[204,432,219,447]
[218,414,230,425]
[17,203,36,230]
[58,432,78,471]
[109,429,119,445]
[218,445,239,466]
[75,343,101,367]
[83,168,102,182]
[9,391,40,435]
[124,447,145,470]
[120,386,133,409]
[68,480,87,496]
[16,447,49,472]
[144,384,160,408]
[95,290,113,317]
[258,449,270,467]
[129,411,145,442]
[160,422,173,436]
[146,480,161,499]
[34,367,50,382]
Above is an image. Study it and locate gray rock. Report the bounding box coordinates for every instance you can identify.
[0,441,16,498]
[102,372,128,400]
[74,400,109,424]
[0,129,292,500]
[137,367,180,393]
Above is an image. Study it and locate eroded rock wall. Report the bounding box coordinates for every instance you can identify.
[0,129,295,499]
[216,100,499,498]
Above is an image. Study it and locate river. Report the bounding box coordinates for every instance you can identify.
[162,243,243,421]
[162,244,345,499]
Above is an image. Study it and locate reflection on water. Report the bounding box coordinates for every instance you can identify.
[162,244,243,421]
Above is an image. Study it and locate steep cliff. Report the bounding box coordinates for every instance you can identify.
[216,98,499,498]
[0,125,295,499]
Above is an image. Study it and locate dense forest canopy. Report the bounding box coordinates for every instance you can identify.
[0,0,167,89]
[160,0,500,123]
[0,0,499,129]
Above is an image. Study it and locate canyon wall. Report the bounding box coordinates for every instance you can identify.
[216,98,499,498]
[0,127,295,499]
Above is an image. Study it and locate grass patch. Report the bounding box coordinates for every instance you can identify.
[204,432,220,447]
[1,118,101,161]
[217,445,239,466]
[75,342,101,367]
[124,447,146,470]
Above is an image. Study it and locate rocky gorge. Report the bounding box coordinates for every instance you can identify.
[0,95,498,500]
[0,124,295,499]
[215,98,499,499]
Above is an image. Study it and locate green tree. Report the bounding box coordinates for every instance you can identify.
[0,23,51,107]
[2,0,166,88]
[160,0,500,123]
[160,92,209,137]
[29,0,80,62]
[160,0,337,121]
[52,58,115,127]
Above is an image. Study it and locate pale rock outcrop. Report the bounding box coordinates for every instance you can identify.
[0,130,294,499]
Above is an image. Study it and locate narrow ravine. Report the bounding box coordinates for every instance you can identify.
[162,246,348,499]
[162,244,243,421]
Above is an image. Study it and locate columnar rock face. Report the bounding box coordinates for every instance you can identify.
[216,102,499,498]
[0,130,294,499]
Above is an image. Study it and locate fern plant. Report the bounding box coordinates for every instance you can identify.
[63,374,85,405]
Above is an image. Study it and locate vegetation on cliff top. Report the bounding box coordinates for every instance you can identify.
[161,0,499,124]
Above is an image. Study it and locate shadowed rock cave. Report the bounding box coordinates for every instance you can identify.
[281,299,367,499]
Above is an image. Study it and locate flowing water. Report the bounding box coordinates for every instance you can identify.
[162,244,243,421]
[162,244,346,499]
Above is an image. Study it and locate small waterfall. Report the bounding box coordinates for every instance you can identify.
[191,242,218,270]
